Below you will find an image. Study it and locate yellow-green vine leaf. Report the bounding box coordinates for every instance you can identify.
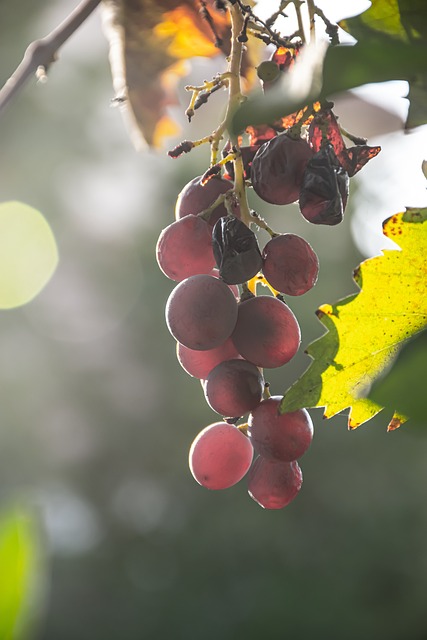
[0,508,45,639]
[280,208,427,430]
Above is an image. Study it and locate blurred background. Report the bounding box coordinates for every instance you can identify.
[1,1,427,639]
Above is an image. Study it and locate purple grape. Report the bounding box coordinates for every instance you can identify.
[251,134,314,205]
[175,175,240,226]
[299,144,349,225]
[231,296,300,368]
[189,422,254,490]
[177,338,240,379]
[262,233,319,295]
[248,397,313,461]
[156,215,215,281]
[166,275,238,350]
[204,359,264,418]
[248,457,303,509]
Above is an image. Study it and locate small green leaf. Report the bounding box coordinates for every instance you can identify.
[0,508,44,640]
[280,208,427,430]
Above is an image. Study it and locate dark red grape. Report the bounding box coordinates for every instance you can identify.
[177,338,240,379]
[231,295,300,368]
[212,215,262,285]
[299,144,349,225]
[262,233,319,295]
[166,275,238,350]
[248,397,313,461]
[204,359,264,418]
[248,457,302,509]
[189,422,254,490]
[156,215,215,281]
[251,134,314,205]
[175,175,240,226]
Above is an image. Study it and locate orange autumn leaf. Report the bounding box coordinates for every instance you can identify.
[102,0,241,148]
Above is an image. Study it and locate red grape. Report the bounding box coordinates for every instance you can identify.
[248,457,302,509]
[177,338,240,379]
[231,295,300,368]
[189,422,254,490]
[166,275,238,350]
[175,175,240,226]
[156,215,215,281]
[262,233,319,295]
[204,359,264,418]
[248,397,313,461]
[251,134,314,205]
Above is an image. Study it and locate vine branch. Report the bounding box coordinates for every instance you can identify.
[0,0,102,114]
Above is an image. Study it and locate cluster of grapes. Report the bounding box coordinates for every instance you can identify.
[156,170,318,508]
[156,21,380,509]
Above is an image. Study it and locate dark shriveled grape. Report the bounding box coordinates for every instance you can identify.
[251,134,314,205]
[262,233,319,295]
[189,422,254,490]
[299,144,349,225]
[232,296,300,368]
[166,275,238,350]
[177,338,240,380]
[204,359,264,418]
[212,215,263,285]
[248,397,313,461]
[175,175,240,226]
[248,457,303,509]
[156,215,215,281]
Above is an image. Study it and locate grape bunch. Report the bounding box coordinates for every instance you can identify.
[156,171,319,509]
[156,4,381,510]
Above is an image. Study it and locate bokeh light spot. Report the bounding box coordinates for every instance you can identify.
[0,201,58,308]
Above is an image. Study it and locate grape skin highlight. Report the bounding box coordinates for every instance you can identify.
[248,457,303,509]
[232,296,301,368]
[248,397,313,461]
[166,275,238,350]
[189,422,254,490]
[262,234,319,296]
[204,359,264,418]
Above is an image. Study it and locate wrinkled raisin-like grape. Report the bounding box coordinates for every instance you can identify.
[156,215,215,281]
[251,134,314,205]
[175,175,240,226]
[248,397,313,461]
[166,275,238,350]
[232,295,300,368]
[299,144,349,225]
[262,233,319,295]
[204,359,264,418]
[248,457,302,509]
[189,422,254,490]
[177,338,240,380]
[212,215,263,285]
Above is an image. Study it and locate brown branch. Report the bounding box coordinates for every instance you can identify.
[0,0,102,114]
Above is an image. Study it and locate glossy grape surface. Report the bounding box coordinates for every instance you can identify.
[204,359,264,418]
[251,134,314,205]
[177,338,240,380]
[156,215,215,281]
[175,175,240,226]
[262,233,319,295]
[232,296,300,368]
[248,457,302,509]
[189,422,254,490]
[248,397,313,461]
[166,275,238,350]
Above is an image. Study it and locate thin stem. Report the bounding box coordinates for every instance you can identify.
[224,3,251,227]
[0,0,102,114]
[292,1,306,44]
[307,0,316,42]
